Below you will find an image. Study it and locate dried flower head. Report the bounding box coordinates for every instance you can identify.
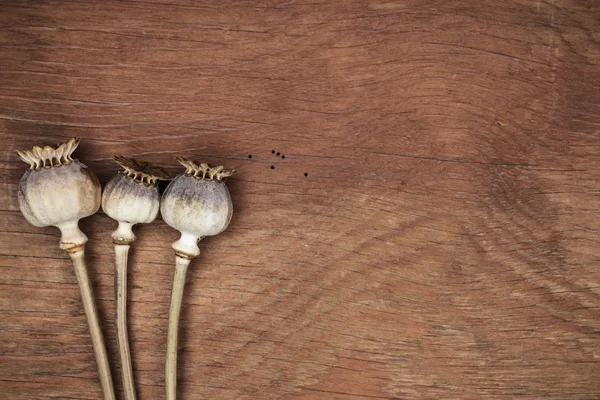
[161,156,235,400]
[160,157,234,259]
[17,137,101,251]
[15,137,114,400]
[102,156,169,245]
[102,155,169,400]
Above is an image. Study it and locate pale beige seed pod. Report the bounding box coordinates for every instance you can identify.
[102,156,169,400]
[160,157,234,258]
[102,156,169,244]
[16,138,115,400]
[160,157,234,400]
[17,137,101,251]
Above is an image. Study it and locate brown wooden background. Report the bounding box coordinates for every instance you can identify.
[1,1,599,399]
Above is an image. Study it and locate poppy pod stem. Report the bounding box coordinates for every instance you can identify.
[16,138,115,400]
[165,255,190,400]
[70,248,115,400]
[57,220,89,251]
[111,222,138,400]
[113,243,135,400]
[111,220,137,400]
[161,158,234,400]
[102,156,169,400]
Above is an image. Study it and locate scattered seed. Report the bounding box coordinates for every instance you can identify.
[248,154,252,159]
[271,166,275,169]
[304,173,308,177]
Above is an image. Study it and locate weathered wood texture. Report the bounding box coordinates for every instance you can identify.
[1,1,599,399]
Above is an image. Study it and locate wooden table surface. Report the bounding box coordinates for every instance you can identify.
[1,1,599,399]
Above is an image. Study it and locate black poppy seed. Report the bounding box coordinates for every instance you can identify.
[271,166,275,169]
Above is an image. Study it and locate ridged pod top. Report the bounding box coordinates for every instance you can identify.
[176,157,235,181]
[114,155,170,186]
[17,137,80,170]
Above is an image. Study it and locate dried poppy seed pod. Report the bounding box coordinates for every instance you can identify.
[16,138,115,400]
[160,157,234,259]
[161,157,234,400]
[102,156,169,245]
[102,156,169,400]
[17,137,101,251]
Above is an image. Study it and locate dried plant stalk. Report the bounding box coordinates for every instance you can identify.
[161,158,234,400]
[114,243,136,400]
[102,156,169,400]
[17,138,115,400]
[165,256,191,400]
[71,249,116,400]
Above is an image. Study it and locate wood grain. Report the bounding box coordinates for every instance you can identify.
[1,1,599,399]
